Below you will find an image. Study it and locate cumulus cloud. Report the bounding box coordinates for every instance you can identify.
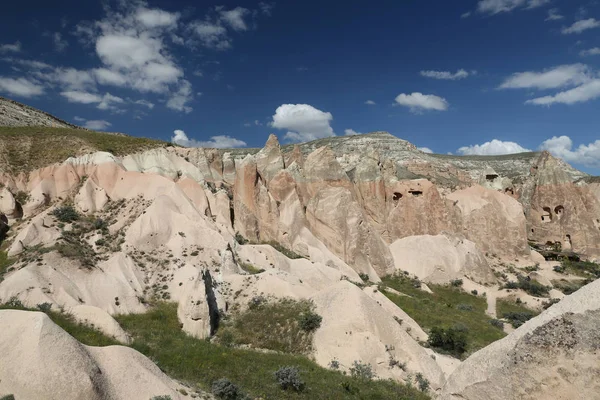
[394,92,449,113]
[0,76,44,97]
[457,139,531,155]
[418,147,434,153]
[135,8,179,29]
[344,129,361,136]
[420,69,470,80]
[171,129,247,148]
[53,33,68,52]
[166,79,193,113]
[540,136,600,167]
[191,21,231,50]
[219,7,250,31]
[0,41,21,54]
[499,64,591,90]
[545,8,563,21]
[365,100,376,105]
[562,18,600,34]
[580,48,600,57]
[525,79,600,105]
[135,99,154,109]
[60,90,125,111]
[270,104,335,142]
[83,119,112,130]
[476,0,550,15]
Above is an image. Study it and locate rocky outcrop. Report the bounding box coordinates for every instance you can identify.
[0,309,187,400]
[441,278,600,400]
[0,96,84,129]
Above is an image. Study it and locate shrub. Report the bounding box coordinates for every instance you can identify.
[274,366,304,392]
[415,373,430,392]
[502,311,535,328]
[427,326,468,356]
[298,311,322,332]
[328,359,340,370]
[14,191,29,205]
[52,205,80,223]
[234,232,248,245]
[359,273,370,282]
[489,319,504,329]
[37,302,52,313]
[502,275,550,297]
[471,289,478,295]
[553,264,566,274]
[456,303,474,312]
[349,360,375,380]
[247,295,266,310]
[542,298,561,310]
[212,378,247,399]
[1,395,16,400]
[150,396,172,400]
[450,279,463,287]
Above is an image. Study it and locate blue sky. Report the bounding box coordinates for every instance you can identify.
[1,0,599,173]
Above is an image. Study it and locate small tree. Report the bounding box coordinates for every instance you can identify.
[298,311,322,332]
[349,360,375,380]
[274,366,304,392]
[212,379,246,399]
[52,205,80,223]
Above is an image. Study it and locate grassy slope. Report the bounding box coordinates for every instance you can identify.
[116,302,429,400]
[381,276,505,356]
[0,127,168,174]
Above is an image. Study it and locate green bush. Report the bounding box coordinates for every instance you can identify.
[274,366,304,392]
[234,232,248,245]
[456,303,474,312]
[502,312,535,328]
[150,396,172,400]
[212,379,247,399]
[37,302,52,313]
[450,279,463,287]
[52,205,80,223]
[502,275,550,297]
[415,373,430,392]
[1,395,16,400]
[298,311,322,332]
[489,319,504,329]
[349,360,375,380]
[427,326,468,356]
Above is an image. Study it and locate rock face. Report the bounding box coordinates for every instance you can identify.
[0,96,83,128]
[440,279,600,400]
[0,309,186,400]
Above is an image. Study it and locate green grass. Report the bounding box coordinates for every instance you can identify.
[381,275,505,357]
[0,127,168,174]
[0,302,120,347]
[238,261,265,275]
[0,251,15,283]
[560,260,600,278]
[496,299,538,328]
[551,278,588,295]
[116,302,429,400]
[217,298,316,354]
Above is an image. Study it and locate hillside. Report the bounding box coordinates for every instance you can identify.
[0,98,599,400]
[0,96,84,129]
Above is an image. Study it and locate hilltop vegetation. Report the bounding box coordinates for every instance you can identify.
[0,127,169,174]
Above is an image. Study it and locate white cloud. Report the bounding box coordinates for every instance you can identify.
[461,12,472,19]
[418,147,434,153]
[457,139,531,155]
[83,120,112,130]
[53,33,68,52]
[93,68,127,86]
[60,90,102,104]
[344,129,361,136]
[219,7,250,31]
[476,0,549,15]
[73,116,86,122]
[420,69,470,80]
[540,136,600,167]
[580,48,600,57]
[171,129,246,148]
[562,18,600,34]
[135,99,154,109]
[2,57,52,70]
[0,76,44,97]
[166,79,193,113]
[135,8,179,29]
[394,92,449,113]
[499,64,591,90]
[191,21,231,50]
[0,41,21,54]
[525,79,600,105]
[270,104,335,142]
[365,100,376,105]
[545,8,563,21]
[60,90,125,111]
[258,2,275,16]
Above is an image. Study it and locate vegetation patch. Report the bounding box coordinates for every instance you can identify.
[381,274,505,357]
[427,326,468,357]
[217,298,319,354]
[502,275,551,297]
[551,278,588,295]
[497,299,538,328]
[559,260,600,278]
[238,261,265,275]
[0,127,169,174]
[116,302,429,400]
[0,300,120,347]
[0,251,15,283]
